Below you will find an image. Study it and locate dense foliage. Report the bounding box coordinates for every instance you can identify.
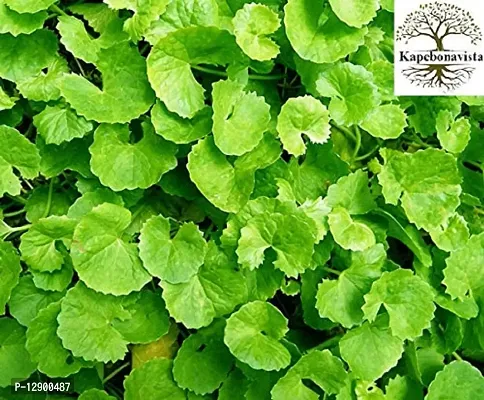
[1,0,484,399]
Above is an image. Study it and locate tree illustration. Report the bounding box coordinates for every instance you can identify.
[396,2,482,51]
[396,2,482,90]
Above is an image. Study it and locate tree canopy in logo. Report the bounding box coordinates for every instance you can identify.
[396,2,483,90]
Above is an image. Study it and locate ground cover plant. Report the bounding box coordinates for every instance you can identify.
[0,0,484,398]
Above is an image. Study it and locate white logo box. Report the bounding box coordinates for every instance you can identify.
[394,0,484,96]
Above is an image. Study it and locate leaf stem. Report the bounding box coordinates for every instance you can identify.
[330,121,356,142]
[313,335,343,351]
[49,4,68,16]
[355,143,380,162]
[2,224,32,240]
[74,58,86,77]
[411,132,432,148]
[6,194,27,205]
[103,362,130,384]
[465,160,483,171]
[42,178,56,219]
[321,266,341,276]
[3,209,26,218]
[191,65,285,81]
[352,125,362,161]
[452,351,463,361]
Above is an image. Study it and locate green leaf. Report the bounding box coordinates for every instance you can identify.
[57,15,101,65]
[0,317,36,388]
[316,244,386,328]
[429,214,469,252]
[25,185,72,223]
[4,0,55,13]
[147,26,246,118]
[372,208,432,267]
[104,0,169,41]
[360,104,407,140]
[61,43,155,124]
[271,350,347,399]
[31,263,73,292]
[218,369,249,400]
[443,232,484,301]
[17,57,68,102]
[144,0,219,44]
[151,101,212,144]
[276,96,331,156]
[363,269,436,340]
[0,241,21,315]
[0,3,47,37]
[173,320,233,395]
[69,3,120,33]
[161,242,247,329]
[79,389,116,400]
[328,0,379,28]
[112,290,170,344]
[426,361,484,400]
[89,122,177,191]
[124,358,186,400]
[325,170,376,215]
[378,148,462,231]
[38,137,92,179]
[20,216,77,272]
[0,30,58,82]
[224,301,290,371]
[385,375,423,400]
[328,207,376,251]
[233,3,280,61]
[316,62,380,126]
[339,316,404,382]
[57,283,131,363]
[236,211,316,277]
[187,136,254,213]
[0,125,40,197]
[436,111,471,154]
[284,0,367,63]
[212,79,271,156]
[289,142,349,202]
[0,87,16,111]
[139,215,207,283]
[71,203,151,295]
[408,97,461,138]
[67,188,124,220]
[26,301,90,377]
[8,275,64,327]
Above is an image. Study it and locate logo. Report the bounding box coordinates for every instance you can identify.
[394,0,484,95]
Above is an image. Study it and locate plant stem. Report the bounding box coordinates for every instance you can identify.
[352,125,362,161]
[2,224,32,240]
[330,121,356,142]
[466,160,483,171]
[191,65,285,81]
[3,209,26,218]
[49,4,68,16]
[74,58,86,77]
[42,178,56,219]
[313,335,343,351]
[103,362,130,384]
[6,194,27,205]
[452,352,463,361]
[321,266,341,276]
[355,143,380,162]
[411,132,432,148]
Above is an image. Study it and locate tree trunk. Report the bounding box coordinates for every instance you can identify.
[434,36,444,51]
